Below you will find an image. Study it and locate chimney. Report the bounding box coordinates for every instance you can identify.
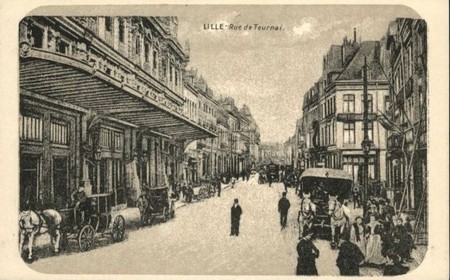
[353,28,357,43]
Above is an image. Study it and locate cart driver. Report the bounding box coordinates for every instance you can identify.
[71,185,88,229]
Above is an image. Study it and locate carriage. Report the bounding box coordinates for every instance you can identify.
[267,163,279,182]
[19,193,126,261]
[137,186,175,226]
[59,193,126,252]
[298,168,353,240]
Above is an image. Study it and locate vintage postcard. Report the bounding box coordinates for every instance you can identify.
[0,1,448,279]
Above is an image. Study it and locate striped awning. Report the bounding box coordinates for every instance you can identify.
[19,48,216,140]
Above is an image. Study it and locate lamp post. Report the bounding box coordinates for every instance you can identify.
[361,55,372,204]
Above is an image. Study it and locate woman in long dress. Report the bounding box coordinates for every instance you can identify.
[350,216,366,264]
[365,213,385,265]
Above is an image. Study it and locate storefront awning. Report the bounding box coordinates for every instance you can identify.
[20,49,217,140]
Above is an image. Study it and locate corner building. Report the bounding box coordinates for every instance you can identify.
[301,32,389,188]
[19,16,216,211]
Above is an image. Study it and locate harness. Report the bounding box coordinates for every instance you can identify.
[330,201,346,221]
[19,210,43,233]
[299,198,313,220]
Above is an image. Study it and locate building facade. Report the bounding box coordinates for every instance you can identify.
[19,16,217,211]
[383,18,427,216]
[298,31,390,192]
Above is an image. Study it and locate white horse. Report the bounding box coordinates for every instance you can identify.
[328,196,351,248]
[297,193,316,238]
[19,209,62,261]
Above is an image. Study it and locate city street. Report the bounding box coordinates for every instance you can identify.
[28,176,425,276]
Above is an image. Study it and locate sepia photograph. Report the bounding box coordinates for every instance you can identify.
[0,1,448,279]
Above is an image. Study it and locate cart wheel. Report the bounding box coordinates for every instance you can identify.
[112,215,125,242]
[78,225,95,252]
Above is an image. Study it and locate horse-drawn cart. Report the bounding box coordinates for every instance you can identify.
[19,193,126,261]
[137,186,175,227]
[299,168,353,242]
[59,193,126,252]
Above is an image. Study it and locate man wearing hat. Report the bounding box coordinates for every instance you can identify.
[278,192,291,229]
[230,198,243,236]
[336,231,365,275]
[70,185,88,229]
[296,226,319,275]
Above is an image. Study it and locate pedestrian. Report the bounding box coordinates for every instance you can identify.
[296,226,319,275]
[278,192,291,229]
[364,203,379,224]
[365,214,385,266]
[392,217,414,262]
[268,173,273,187]
[70,185,88,229]
[352,186,360,208]
[350,216,366,262]
[383,253,409,276]
[216,174,222,197]
[230,198,243,236]
[336,232,365,276]
[283,176,288,193]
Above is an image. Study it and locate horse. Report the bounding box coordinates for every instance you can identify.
[328,195,351,249]
[297,193,316,238]
[19,209,62,261]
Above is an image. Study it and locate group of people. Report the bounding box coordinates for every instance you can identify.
[273,182,414,277]
[293,193,415,276]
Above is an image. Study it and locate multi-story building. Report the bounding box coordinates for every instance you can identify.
[383,18,427,215]
[300,31,390,189]
[259,142,286,166]
[182,68,219,181]
[239,105,261,169]
[216,112,230,175]
[19,16,217,211]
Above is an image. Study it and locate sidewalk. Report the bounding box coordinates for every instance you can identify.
[30,181,240,249]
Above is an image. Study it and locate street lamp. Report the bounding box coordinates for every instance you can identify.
[361,55,372,203]
[94,147,102,161]
[361,137,372,154]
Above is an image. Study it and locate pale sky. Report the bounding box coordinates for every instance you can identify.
[32,5,420,143]
[173,5,420,143]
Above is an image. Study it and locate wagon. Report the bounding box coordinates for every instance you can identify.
[138,186,175,226]
[299,168,353,239]
[59,193,126,252]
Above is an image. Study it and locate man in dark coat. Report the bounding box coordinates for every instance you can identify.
[296,227,319,275]
[278,192,291,228]
[230,198,243,236]
[216,174,222,197]
[336,233,365,275]
[392,217,414,262]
